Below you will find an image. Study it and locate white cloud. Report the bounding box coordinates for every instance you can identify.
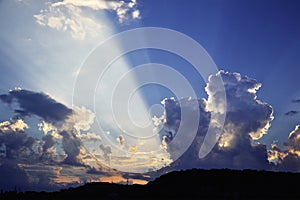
[0,119,29,133]
[79,132,101,142]
[34,0,141,40]
[34,4,102,40]
[71,106,95,132]
[38,120,56,134]
[132,9,140,19]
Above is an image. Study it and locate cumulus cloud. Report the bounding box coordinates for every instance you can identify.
[161,71,274,170]
[60,129,86,166]
[0,69,291,190]
[215,71,273,141]
[0,89,96,166]
[34,0,141,40]
[0,88,138,190]
[0,119,35,159]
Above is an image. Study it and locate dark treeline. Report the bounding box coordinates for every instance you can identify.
[1,168,299,199]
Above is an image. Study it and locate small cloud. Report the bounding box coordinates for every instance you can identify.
[285,110,299,116]
[132,9,141,19]
[116,135,125,148]
[292,99,300,103]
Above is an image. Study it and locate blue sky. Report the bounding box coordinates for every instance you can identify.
[134,0,300,146]
[1,0,300,191]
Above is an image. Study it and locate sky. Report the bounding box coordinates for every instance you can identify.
[1,0,300,192]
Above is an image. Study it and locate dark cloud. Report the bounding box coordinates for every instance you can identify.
[0,161,30,191]
[162,71,273,170]
[60,129,85,166]
[0,89,72,125]
[292,99,300,103]
[285,110,299,116]
[0,87,131,193]
[0,88,88,166]
[268,125,300,172]
[0,71,297,190]
[40,134,55,161]
[284,125,300,151]
[0,119,35,159]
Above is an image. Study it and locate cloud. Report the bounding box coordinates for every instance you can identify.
[34,0,141,40]
[162,71,274,170]
[0,88,130,190]
[132,9,141,19]
[0,89,72,125]
[116,135,125,148]
[60,129,86,166]
[72,106,95,132]
[79,132,101,143]
[0,89,97,166]
[35,3,102,40]
[99,143,112,165]
[285,110,299,116]
[292,99,300,103]
[40,134,56,160]
[0,69,290,190]
[215,71,273,141]
[0,118,28,133]
[285,125,300,151]
[268,125,300,172]
[0,119,35,159]
[0,161,30,191]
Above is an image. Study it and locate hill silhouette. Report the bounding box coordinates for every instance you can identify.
[1,168,300,199]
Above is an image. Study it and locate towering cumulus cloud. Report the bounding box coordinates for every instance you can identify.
[162,71,274,170]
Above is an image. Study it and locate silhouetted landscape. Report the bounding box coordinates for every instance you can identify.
[1,168,300,199]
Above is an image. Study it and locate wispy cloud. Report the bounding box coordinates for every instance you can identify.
[292,99,300,103]
[285,110,299,116]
